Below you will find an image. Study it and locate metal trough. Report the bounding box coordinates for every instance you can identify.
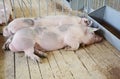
[88,6,120,51]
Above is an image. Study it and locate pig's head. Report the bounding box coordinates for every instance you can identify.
[81,27,103,46]
[3,18,34,37]
[80,18,93,27]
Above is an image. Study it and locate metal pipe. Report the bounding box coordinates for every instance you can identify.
[2,0,7,25]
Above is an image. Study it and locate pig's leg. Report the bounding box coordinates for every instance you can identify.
[64,35,80,50]
[34,43,48,58]
[24,47,41,62]
[2,35,13,50]
[34,49,48,58]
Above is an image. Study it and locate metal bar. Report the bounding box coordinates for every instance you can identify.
[38,0,41,17]
[46,0,48,16]
[118,0,120,11]
[29,0,32,16]
[26,0,32,16]
[21,0,29,14]
[68,0,71,15]
[87,0,92,13]
[20,0,25,17]
[97,0,99,8]
[18,0,25,17]
[104,0,108,5]
[62,0,64,14]
[54,0,56,15]
[10,0,16,18]
[2,0,8,25]
[76,0,79,16]
[112,0,115,9]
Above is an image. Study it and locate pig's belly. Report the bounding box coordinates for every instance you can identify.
[39,39,65,51]
[10,38,35,51]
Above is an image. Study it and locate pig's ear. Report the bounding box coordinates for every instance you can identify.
[23,19,34,26]
[86,27,99,33]
[90,28,98,32]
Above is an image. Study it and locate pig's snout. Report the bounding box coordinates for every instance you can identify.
[82,34,103,46]
[94,35,103,43]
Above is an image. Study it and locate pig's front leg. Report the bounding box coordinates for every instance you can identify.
[64,35,80,50]
[2,35,13,50]
[34,49,48,58]
[24,47,42,63]
[34,43,48,58]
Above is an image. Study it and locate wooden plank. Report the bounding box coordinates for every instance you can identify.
[75,48,107,79]
[60,50,92,79]
[52,50,74,79]
[4,51,15,79]
[0,35,5,79]
[84,44,111,79]
[84,44,109,69]
[38,54,55,79]
[47,52,63,79]
[0,50,5,79]
[95,41,120,66]
[28,59,42,79]
[84,40,120,79]
[15,52,30,79]
[0,35,15,79]
[95,42,120,79]
[103,40,120,58]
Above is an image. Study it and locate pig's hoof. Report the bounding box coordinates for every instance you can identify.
[34,50,48,58]
[2,43,10,50]
[37,53,47,58]
[26,54,41,63]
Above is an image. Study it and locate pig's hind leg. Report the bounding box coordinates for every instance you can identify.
[24,47,41,62]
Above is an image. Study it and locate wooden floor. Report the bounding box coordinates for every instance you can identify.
[0,35,120,79]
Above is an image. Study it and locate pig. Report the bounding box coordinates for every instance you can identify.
[5,23,102,62]
[34,15,92,27]
[3,15,92,37]
[0,2,12,25]
[3,18,34,37]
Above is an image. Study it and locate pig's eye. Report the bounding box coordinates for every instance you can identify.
[84,20,87,23]
[91,32,95,35]
[84,20,89,25]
